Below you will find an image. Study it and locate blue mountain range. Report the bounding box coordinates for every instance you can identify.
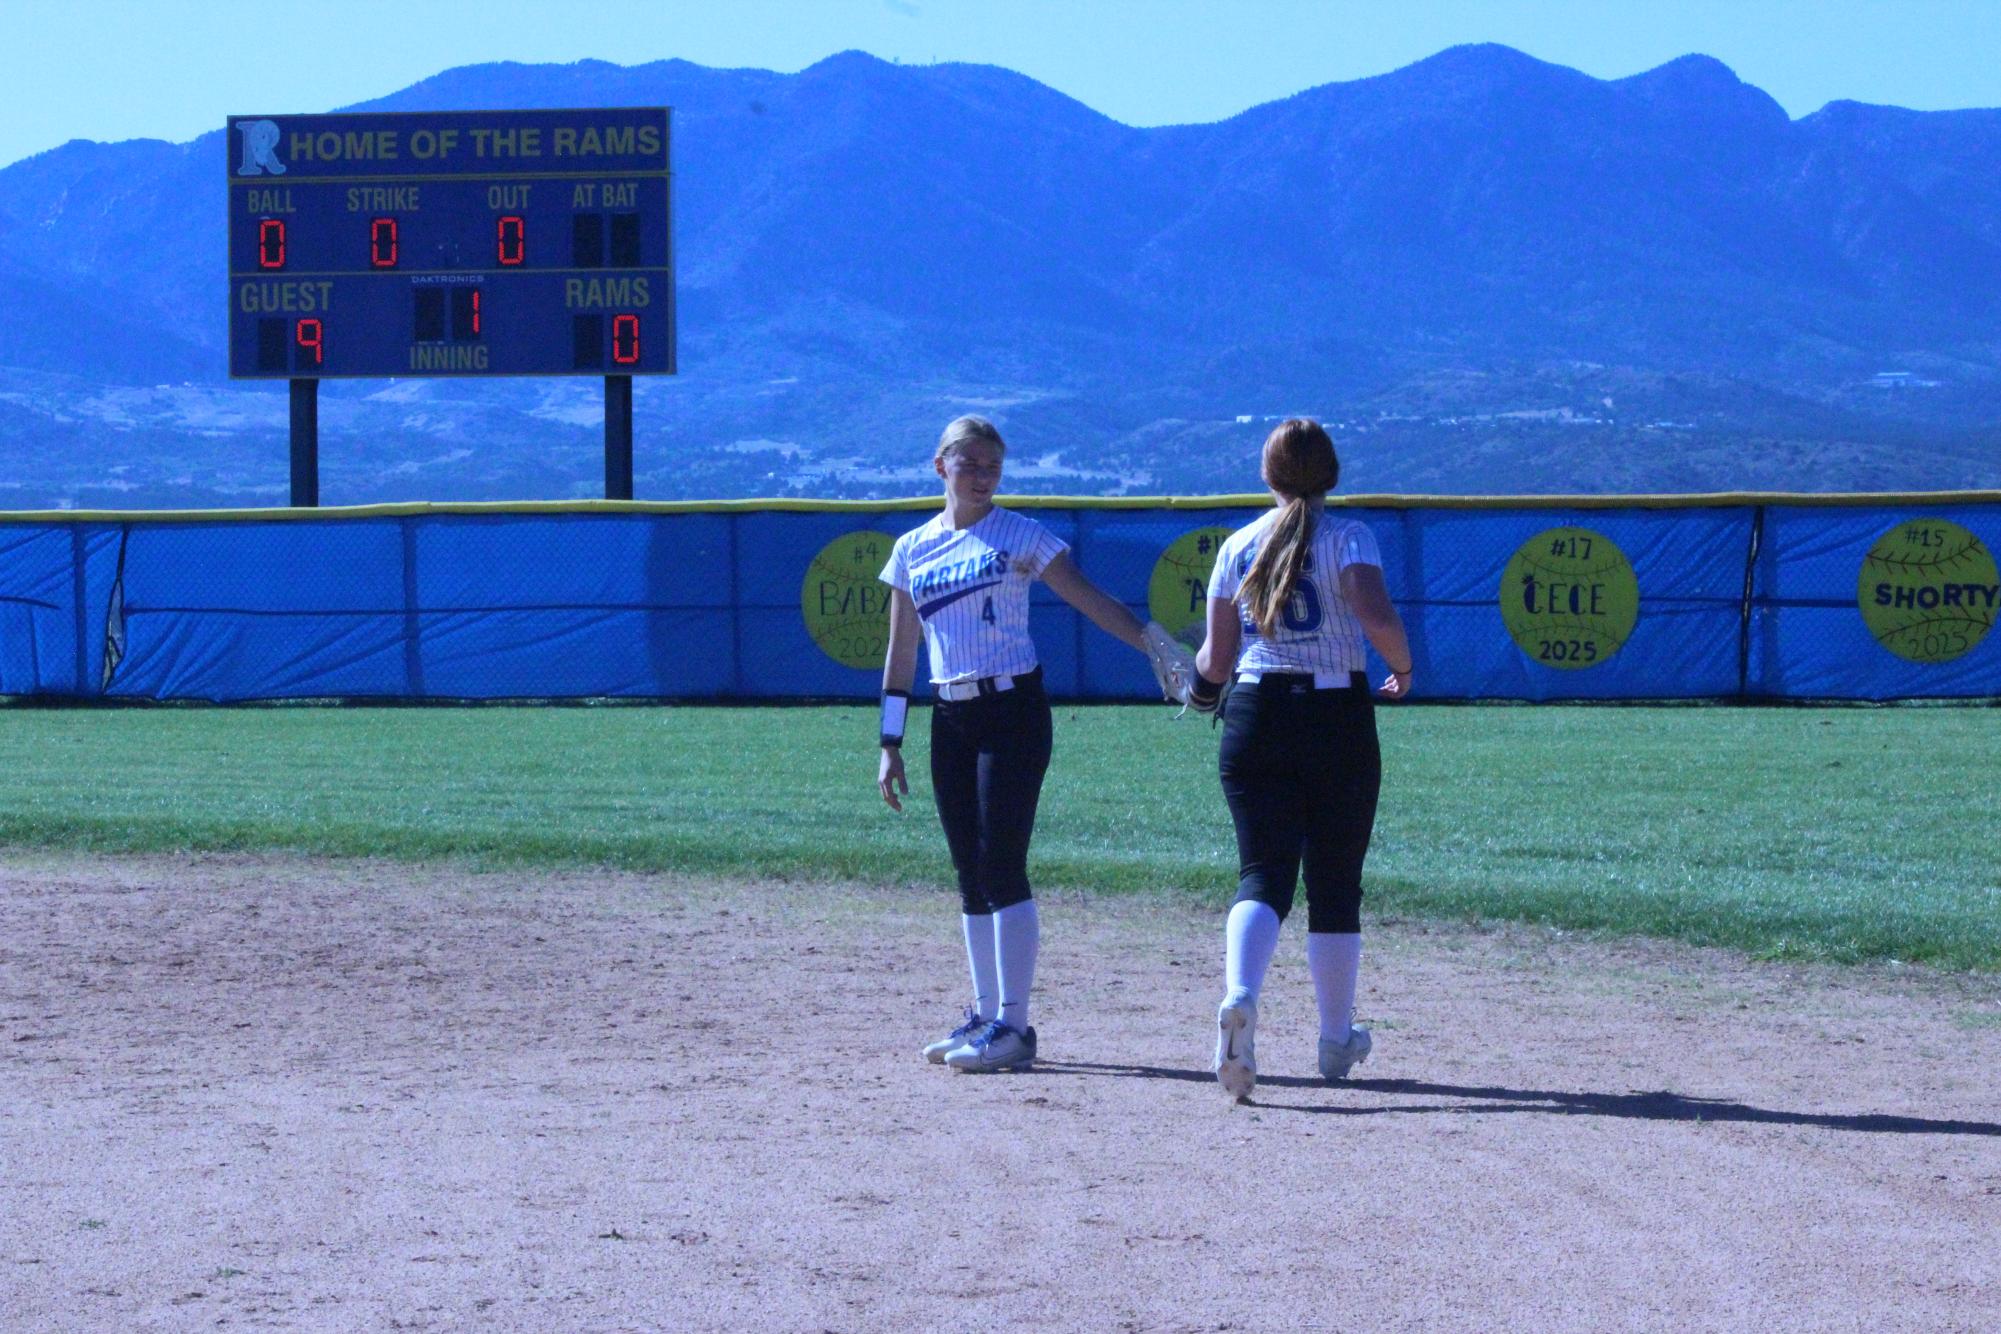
[1,44,1997,507]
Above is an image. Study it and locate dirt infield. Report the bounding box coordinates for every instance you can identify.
[2,853,1998,1332]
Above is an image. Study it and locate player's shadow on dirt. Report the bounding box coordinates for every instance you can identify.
[1034,1062,2001,1137]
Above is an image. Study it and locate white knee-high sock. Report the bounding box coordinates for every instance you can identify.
[1307,932,1363,1042]
[961,913,998,1021]
[993,900,1039,1029]
[1224,900,1282,1002]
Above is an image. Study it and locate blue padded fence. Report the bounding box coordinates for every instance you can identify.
[0,494,1995,703]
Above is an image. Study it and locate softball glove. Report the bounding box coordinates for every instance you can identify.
[1142,620,1199,704]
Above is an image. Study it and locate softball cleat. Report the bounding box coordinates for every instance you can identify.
[923,1009,989,1064]
[944,1019,1036,1072]
[1214,993,1258,1100]
[1318,1026,1372,1081]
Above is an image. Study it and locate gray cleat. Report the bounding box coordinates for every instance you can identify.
[1318,1026,1373,1080]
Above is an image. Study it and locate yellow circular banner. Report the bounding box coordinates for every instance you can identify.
[801,530,898,669]
[1856,519,1998,664]
[1148,526,1235,646]
[1499,526,1639,670]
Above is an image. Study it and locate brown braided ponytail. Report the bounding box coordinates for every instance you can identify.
[1240,418,1339,638]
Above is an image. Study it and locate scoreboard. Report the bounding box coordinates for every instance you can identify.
[227,108,673,379]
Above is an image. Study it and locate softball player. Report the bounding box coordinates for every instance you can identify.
[877,415,1168,1073]
[1185,418,1413,1100]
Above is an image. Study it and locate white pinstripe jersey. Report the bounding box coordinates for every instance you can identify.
[1208,510,1383,675]
[880,508,1068,685]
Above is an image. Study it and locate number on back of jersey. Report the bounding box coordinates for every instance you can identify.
[1283,583,1323,633]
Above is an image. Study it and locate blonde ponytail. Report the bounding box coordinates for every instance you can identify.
[1241,497,1317,638]
[1239,418,1339,637]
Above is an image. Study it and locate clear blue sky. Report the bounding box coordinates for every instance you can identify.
[5,0,2001,168]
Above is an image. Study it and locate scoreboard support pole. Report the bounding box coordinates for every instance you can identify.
[605,374,634,501]
[289,379,319,507]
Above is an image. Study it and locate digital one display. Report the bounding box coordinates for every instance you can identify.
[227,108,673,379]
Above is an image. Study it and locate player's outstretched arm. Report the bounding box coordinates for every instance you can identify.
[1340,563,1414,699]
[878,588,922,811]
[1040,552,1146,649]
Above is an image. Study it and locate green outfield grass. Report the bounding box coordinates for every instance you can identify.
[0,703,1995,969]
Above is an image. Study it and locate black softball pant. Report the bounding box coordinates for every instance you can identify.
[1217,674,1382,933]
[930,673,1053,915]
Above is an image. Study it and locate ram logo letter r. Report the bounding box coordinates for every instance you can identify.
[235,120,286,175]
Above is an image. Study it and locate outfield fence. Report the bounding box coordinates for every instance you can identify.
[0,493,1995,702]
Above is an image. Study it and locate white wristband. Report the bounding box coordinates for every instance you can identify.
[880,690,910,747]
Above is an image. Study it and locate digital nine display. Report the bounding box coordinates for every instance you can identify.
[227,108,673,378]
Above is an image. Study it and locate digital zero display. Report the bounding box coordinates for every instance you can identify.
[227,108,673,379]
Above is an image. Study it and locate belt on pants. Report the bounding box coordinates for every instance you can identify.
[935,666,1042,702]
[1236,669,1368,691]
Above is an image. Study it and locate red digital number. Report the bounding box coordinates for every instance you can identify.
[471,289,481,335]
[295,318,324,367]
[370,217,398,268]
[258,218,286,269]
[497,215,526,265]
[612,313,640,365]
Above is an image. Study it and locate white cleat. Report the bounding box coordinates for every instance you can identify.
[924,1010,988,1064]
[1214,993,1258,1100]
[1318,1026,1372,1081]
[944,1020,1037,1072]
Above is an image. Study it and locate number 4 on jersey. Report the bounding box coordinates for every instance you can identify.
[982,596,996,625]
